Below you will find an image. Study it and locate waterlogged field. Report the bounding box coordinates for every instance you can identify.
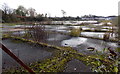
[2,23,120,72]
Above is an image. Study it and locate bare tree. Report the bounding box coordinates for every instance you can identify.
[61,10,66,17]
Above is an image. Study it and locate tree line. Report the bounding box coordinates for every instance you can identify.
[1,3,98,23]
[1,3,118,23]
[1,3,49,23]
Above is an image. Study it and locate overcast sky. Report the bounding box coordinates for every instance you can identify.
[0,0,120,17]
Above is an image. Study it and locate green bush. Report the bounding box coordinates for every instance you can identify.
[69,28,82,37]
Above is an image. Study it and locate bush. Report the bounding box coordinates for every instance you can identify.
[103,33,110,41]
[69,28,82,37]
[24,25,47,42]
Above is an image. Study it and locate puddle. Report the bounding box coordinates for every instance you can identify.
[81,32,105,38]
[81,32,116,39]
[13,31,25,35]
[61,37,119,53]
[61,37,87,47]
[47,34,67,41]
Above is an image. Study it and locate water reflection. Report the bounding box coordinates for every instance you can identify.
[81,32,105,38]
[61,37,87,47]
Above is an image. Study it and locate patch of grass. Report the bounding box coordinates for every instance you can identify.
[73,53,118,72]
[2,23,18,26]
[8,50,73,72]
[0,27,4,28]
[115,48,120,52]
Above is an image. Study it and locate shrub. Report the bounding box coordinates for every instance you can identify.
[103,33,110,41]
[24,25,47,42]
[69,28,82,37]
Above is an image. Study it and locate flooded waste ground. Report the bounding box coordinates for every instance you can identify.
[1,0,120,72]
[2,23,120,72]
